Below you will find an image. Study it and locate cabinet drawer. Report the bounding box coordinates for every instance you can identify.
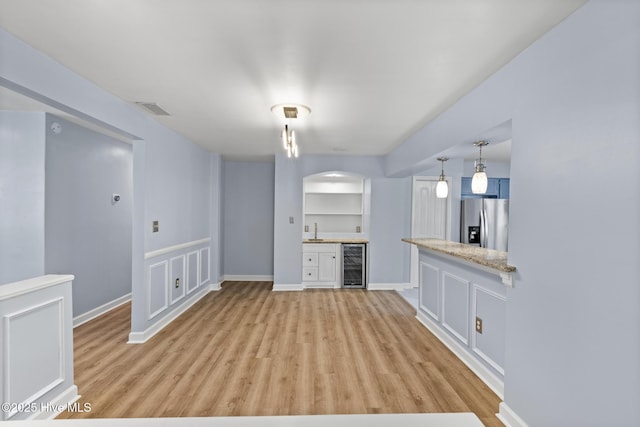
[303,253,319,266]
[303,267,318,281]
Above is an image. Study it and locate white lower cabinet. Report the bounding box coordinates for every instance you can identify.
[302,243,340,288]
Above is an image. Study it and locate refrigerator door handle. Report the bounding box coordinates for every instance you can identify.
[480,208,487,248]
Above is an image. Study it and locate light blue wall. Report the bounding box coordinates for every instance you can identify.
[222,161,275,276]
[462,160,510,178]
[368,177,412,283]
[44,114,132,317]
[386,1,640,424]
[0,112,46,285]
[273,153,303,285]
[505,1,639,424]
[143,125,212,252]
[209,154,224,284]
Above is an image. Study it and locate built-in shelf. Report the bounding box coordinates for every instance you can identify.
[304,174,364,235]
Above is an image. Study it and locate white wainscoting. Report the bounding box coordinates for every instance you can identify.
[169,255,186,305]
[0,275,78,420]
[471,284,506,375]
[441,271,470,346]
[419,261,440,321]
[147,260,168,321]
[199,247,210,286]
[132,240,214,344]
[186,251,200,295]
[3,298,64,420]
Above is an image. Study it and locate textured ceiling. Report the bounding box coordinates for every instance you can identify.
[0,0,586,160]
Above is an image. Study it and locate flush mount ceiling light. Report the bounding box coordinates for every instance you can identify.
[271,103,311,158]
[471,141,489,194]
[436,157,449,199]
[270,103,311,120]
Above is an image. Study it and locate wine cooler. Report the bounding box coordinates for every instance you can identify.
[342,243,366,288]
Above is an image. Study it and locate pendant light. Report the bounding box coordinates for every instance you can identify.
[471,141,489,194]
[436,157,449,198]
[271,103,310,159]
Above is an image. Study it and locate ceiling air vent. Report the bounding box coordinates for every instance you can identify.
[135,102,170,116]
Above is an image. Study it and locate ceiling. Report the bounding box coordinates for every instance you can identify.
[0,0,586,161]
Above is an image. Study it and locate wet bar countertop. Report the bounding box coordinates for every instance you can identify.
[303,238,369,244]
[402,238,516,273]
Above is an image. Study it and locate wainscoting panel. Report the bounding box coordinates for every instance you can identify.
[419,261,440,321]
[135,241,213,343]
[441,272,470,346]
[3,298,63,419]
[0,275,77,420]
[148,261,168,320]
[169,255,186,305]
[199,247,210,286]
[471,284,507,375]
[186,251,200,295]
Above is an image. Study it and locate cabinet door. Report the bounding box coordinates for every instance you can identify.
[318,252,337,282]
[498,178,510,199]
[461,176,500,198]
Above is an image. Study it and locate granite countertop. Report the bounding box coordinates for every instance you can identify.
[402,238,516,273]
[303,238,369,244]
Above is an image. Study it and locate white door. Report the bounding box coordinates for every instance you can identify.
[410,178,449,287]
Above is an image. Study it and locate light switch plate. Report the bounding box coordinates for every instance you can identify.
[289,216,294,224]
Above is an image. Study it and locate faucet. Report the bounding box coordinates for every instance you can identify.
[314,222,318,240]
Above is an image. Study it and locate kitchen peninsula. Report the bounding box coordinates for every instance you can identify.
[403,238,517,397]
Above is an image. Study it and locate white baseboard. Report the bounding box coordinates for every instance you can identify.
[210,281,222,291]
[497,402,529,427]
[128,286,211,344]
[223,274,274,282]
[27,385,79,420]
[367,282,413,291]
[272,283,304,291]
[416,310,504,399]
[73,293,132,327]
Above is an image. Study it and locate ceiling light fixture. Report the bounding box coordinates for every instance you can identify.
[436,157,449,198]
[270,103,311,120]
[471,141,489,194]
[271,103,311,158]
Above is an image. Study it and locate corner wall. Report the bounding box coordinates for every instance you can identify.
[222,161,275,278]
[0,112,46,285]
[44,114,132,317]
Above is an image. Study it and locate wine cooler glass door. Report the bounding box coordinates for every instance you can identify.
[342,244,366,288]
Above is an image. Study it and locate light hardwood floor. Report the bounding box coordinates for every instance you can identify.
[60,282,502,426]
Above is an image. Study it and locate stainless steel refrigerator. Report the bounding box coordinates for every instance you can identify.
[460,199,509,251]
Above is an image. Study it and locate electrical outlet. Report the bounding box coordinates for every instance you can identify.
[289,216,294,224]
[304,225,309,232]
[475,317,483,334]
[175,278,180,288]
[152,220,159,233]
